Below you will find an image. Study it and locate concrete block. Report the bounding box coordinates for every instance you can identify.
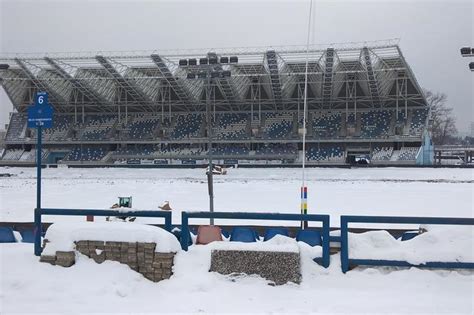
[89,241,104,247]
[76,246,90,256]
[55,251,75,267]
[161,261,173,269]
[154,253,175,259]
[39,255,56,265]
[75,241,89,247]
[144,243,156,250]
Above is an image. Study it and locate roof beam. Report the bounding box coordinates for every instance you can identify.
[362,47,381,107]
[150,54,191,104]
[14,58,66,107]
[321,48,335,107]
[265,50,283,108]
[95,56,152,104]
[207,53,237,106]
[45,57,111,106]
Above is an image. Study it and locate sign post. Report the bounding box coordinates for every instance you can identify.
[28,92,53,256]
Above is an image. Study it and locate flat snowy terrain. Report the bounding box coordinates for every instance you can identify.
[0,167,473,314]
[1,242,473,314]
[0,167,472,226]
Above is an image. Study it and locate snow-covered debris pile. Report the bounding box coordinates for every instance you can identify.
[40,222,181,282]
[209,235,302,285]
[42,221,181,255]
[349,226,474,265]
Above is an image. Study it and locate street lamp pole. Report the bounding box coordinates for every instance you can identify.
[205,72,215,225]
[178,54,237,226]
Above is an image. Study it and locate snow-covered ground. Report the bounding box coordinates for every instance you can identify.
[0,167,473,314]
[0,167,472,227]
[1,242,473,314]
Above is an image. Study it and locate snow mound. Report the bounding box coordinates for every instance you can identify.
[43,221,181,255]
[349,226,474,264]
[209,235,299,253]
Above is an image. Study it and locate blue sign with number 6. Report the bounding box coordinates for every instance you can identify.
[28,92,54,128]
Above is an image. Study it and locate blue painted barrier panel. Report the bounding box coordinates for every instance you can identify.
[296,229,322,247]
[0,227,16,243]
[20,229,35,243]
[340,215,474,273]
[34,208,172,256]
[181,211,331,268]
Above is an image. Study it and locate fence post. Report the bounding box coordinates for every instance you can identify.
[181,212,189,251]
[322,215,330,268]
[34,208,42,256]
[164,212,172,232]
[340,216,349,273]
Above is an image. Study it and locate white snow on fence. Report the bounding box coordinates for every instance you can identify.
[42,221,181,255]
[349,226,474,264]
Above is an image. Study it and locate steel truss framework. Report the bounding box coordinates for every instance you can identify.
[0,41,427,115]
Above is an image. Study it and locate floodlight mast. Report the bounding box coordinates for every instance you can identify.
[179,55,237,225]
[460,47,474,71]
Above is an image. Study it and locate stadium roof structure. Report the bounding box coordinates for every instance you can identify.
[0,39,427,114]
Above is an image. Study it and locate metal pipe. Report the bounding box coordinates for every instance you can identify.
[206,74,214,224]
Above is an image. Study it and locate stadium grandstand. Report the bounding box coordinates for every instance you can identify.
[0,40,430,166]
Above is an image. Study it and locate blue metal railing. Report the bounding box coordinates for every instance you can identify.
[180,211,331,268]
[34,208,172,256]
[340,215,474,273]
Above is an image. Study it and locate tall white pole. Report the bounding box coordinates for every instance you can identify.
[301,0,313,229]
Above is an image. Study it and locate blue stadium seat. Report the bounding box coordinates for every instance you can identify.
[230,227,258,243]
[171,226,193,246]
[306,144,344,162]
[263,227,289,241]
[401,231,418,241]
[0,227,16,243]
[19,229,35,243]
[360,110,392,138]
[296,229,322,246]
[221,229,230,238]
[312,112,341,138]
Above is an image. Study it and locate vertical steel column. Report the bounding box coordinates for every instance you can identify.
[322,215,330,268]
[34,126,42,256]
[180,212,190,251]
[164,212,172,232]
[340,216,349,273]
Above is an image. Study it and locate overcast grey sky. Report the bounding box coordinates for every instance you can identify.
[0,0,473,132]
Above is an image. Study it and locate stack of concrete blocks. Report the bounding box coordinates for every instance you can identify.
[40,240,175,282]
[40,251,75,267]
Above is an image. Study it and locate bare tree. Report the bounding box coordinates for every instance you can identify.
[424,90,458,145]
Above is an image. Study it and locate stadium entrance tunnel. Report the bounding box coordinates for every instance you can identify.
[346,150,371,165]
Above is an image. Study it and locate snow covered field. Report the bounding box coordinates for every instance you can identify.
[0,167,472,226]
[1,242,473,314]
[0,167,473,314]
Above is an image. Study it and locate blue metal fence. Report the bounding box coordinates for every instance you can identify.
[340,215,474,273]
[180,211,331,268]
[32,210,473,273]
[34,208,172,256]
